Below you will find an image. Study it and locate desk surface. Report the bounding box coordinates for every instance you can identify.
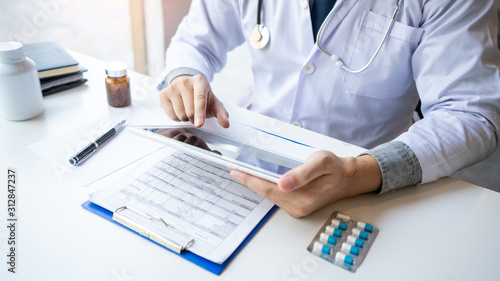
[1,52,499,281]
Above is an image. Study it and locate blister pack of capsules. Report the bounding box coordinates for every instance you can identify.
[307,211,379,272]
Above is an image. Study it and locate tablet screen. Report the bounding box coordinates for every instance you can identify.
[129,125,304,182]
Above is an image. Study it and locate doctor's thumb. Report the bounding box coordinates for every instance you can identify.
[278,171,298,192]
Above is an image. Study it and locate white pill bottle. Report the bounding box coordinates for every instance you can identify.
[0,42,44,121]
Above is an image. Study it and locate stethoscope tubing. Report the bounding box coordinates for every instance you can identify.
[252,0,403,74]
[316,0,402,74]
[257,0,263,25]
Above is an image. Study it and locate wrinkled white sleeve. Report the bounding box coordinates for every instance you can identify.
[395,0,500,184]
[162,0,245,85]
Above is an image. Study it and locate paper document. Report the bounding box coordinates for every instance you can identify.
[29,107,167,186]
[89,146,275,264]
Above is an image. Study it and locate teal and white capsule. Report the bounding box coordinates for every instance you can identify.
[357,221,373,233]
[319,233,337,246]
[347,235,365,248]
[331,219,347,230]
[335,252,354,265]
[325,225,342,238]
[313,241,332,255]
[336,213,351,222]
[341,242,360,256]
[352,228,369,240]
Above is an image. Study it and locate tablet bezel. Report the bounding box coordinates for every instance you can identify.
[128,124,304,183]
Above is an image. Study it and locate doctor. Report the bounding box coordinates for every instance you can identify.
[158,0,500,217]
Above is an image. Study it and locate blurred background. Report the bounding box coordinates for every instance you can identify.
[0,0,498,191]
[0,0,252,105]
[0,0,187,77]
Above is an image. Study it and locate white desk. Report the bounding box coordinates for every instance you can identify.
[1,52,500,281]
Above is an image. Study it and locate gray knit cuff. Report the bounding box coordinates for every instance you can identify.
[361,141,422,194]
[157,67,207,90]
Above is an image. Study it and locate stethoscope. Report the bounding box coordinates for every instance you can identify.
[250,0,403,74]
[250,0,270,49]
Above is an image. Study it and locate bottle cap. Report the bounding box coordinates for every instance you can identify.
[0,42,25,63]
[105,62,128,77]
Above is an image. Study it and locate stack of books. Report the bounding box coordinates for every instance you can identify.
[23,41,88,96]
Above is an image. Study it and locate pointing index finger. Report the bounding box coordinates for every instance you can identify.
[192,78,210,127]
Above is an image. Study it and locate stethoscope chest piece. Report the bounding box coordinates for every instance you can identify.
[250,24,270,49]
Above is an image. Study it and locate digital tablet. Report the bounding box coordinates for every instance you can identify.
[128,124,305,183]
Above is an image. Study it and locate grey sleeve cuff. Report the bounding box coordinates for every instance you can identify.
[157,67,207,90]
[361,141,423,194]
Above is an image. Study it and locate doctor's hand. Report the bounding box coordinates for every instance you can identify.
[230,151,382,218]
[160,75,230,128]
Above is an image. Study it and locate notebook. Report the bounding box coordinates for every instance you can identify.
[23,41,79,78]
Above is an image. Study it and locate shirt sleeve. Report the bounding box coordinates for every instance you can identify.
[157,67,207,90]
[161,0,245,83]
[394,0,500,183]
[361,141,422,194]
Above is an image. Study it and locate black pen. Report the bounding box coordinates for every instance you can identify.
[69,120,127,166]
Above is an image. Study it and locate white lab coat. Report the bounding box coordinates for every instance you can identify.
[164,0,500,185]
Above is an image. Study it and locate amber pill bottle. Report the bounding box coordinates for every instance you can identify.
[105,62,131,107]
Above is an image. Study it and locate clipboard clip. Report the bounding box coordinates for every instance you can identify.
[112,206,194,254]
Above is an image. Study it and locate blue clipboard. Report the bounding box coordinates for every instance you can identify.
[81,200,278,275]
